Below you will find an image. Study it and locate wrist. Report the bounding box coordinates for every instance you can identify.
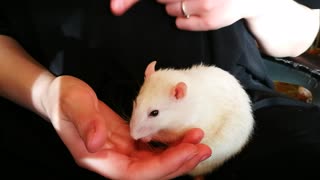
[242,0,289,20]
[33,71,56,122]
[243,0,319,57]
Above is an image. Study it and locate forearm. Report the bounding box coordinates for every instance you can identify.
[0,35,55,120]
[245,0,320,57]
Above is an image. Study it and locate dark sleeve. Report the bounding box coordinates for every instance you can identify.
[0,10,13,37]
[0,17,9,35]
[295,0,320,8]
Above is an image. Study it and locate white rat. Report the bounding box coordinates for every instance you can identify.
[129,61,254,178]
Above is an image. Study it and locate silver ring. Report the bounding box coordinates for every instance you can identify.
[181,1,190,19]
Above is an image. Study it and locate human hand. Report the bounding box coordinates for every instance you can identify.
[110,0,259,31]
[110,0,139,16]
[42,75,212,179]
[157,0,252,30]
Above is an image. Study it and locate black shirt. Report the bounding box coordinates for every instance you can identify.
[1,0,292,115]
[1,0,319,179]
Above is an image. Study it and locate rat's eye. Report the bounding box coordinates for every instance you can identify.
[149,110,159,117]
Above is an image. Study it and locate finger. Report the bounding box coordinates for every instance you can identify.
[169,128,205,147]
[164,144,212,179]
[165,2,183,17]
[85,105,111,153]
[110,0,140,16]
[157,0,181,4]
[176,15,228,31]
[180,128,205,144]
[98,101,136,154]
[129,143,200,179]
[60,80,108,152]
[165,0,213,17]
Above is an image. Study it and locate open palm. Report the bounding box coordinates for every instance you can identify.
[44,75,211,180]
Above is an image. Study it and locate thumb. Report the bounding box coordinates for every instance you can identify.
[59,79,108,153]
[110,0,140,16]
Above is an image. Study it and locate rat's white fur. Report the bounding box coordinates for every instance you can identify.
[130,62,254,176]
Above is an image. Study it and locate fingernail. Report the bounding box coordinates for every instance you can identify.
[200,154,211,161]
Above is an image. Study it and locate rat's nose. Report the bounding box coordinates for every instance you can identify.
[130,124,153,141]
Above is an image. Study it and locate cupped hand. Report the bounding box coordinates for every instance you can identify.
[42,75,212,179]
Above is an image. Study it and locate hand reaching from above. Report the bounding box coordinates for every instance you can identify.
[157,0,249,30]
[110,0,320,57]
[110,0,252,30]
[42,75,212,180]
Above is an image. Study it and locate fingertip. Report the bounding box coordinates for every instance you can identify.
[160,143,207,179]
[84,118,108,153]
[181,128,204,144]
[110,0,140,16]
[110,0,125,16]
[175,18,187,30]
[178,143,212,163]
[85,127,99,153]
[197,144,212,161]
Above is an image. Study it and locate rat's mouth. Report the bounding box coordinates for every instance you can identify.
[148,141,169,149]
[139,131,181,149]
[140,135,153,143]
[138,135,169,150]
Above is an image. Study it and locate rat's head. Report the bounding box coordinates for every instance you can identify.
[129,61,189,143]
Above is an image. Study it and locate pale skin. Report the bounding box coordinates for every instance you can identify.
[1,0,319,179]
[0,35,211,180]
[111,0,320,57]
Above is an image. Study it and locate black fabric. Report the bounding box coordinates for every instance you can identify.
[1,97,106,179]
[295,0,320,8]
[1,0,320,179]
[0,0,277,113]
[177,101,320,179]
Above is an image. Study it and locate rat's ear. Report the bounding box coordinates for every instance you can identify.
[172,82,187,100]
[145,61,157,79]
